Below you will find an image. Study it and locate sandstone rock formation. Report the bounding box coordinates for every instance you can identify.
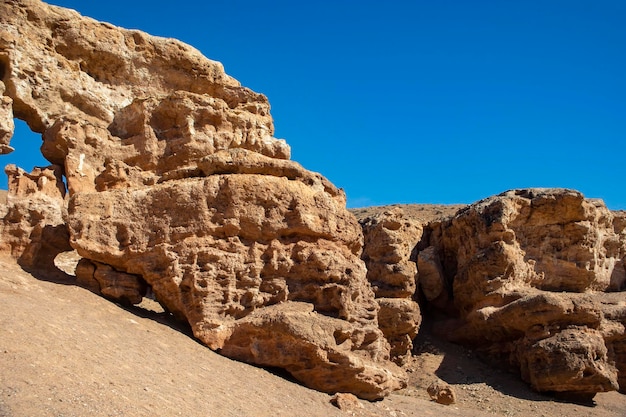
[0,81,14,154]
[359,207,423,364]
[419,189,626,398]
[0,0,405,399]
[3,0,625,404]
[0,164,70,275]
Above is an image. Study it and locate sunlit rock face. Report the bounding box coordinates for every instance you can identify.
[0,0,406,399]
[420,189,626,397]
[359,207,423,365]
[0,164,70,274]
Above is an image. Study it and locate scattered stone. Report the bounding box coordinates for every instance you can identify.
[427,380,457,405]
[330,393,363,411]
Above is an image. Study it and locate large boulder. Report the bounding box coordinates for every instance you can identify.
[0,0,405,399]
[420,189,626,397]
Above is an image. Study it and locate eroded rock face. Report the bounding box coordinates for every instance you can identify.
[0,164,70,273]
[0,0,405,399]
[420,189,626,397]
[359,207,423,364]
[0,81,14,154]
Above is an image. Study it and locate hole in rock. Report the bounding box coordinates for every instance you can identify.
[1,119,55,190]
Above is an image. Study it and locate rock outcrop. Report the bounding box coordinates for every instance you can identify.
[0,0,405,399]
[3,0,625,404]
[419,189,626,398]
[0,164,70,275]
[359,207,423,364]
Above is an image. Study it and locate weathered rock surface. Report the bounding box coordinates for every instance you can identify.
[4,0,625,404]
[359,207,423,364]
[0,81,14,154]
[419,189,626,397]
[0,164,70,274]
[0,0,405,399]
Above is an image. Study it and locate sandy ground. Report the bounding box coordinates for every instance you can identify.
[350,203,466,223]
[1,253,491,417]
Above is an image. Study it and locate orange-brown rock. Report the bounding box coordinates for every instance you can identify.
[0,0,405,399]
[75,259,147,305]
[330,392,363,411]
[0,164,70,274]
[0,81,14,154]
[359,207,423,364]
[420,189,626,397]
[1,0,288,195]
[360,207,422,298]
[376,297,422,364]
[417,245,449,307]
[427,379,457,405]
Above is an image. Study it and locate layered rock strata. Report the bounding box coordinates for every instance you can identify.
[420,189,626,397]
[0,0,405,399]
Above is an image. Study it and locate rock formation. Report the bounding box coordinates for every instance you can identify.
[359,207,423,364]
[0,164,70,275]
[419,189,626,398]
[3,0,625,404]
[0,0,405,399]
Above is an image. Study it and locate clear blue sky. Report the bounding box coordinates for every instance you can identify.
[4,1,625,209]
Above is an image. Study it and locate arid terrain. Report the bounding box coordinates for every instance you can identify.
[1,205,625,416]
[1,2,625,415]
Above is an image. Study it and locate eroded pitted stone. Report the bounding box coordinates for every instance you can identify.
[0,81,15,154]
[421,188,626,397]
[0,164,70,272]
[67,173,405,398]
[359,207,423,364]
[0,0,405,399]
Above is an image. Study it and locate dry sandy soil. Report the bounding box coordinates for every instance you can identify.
[1,204,625,416]
[349,203,467,223]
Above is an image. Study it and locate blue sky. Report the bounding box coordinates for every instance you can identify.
[4,1,625,209]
